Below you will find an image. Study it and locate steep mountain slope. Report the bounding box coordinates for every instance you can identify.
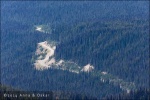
[0,84,96,100]
[55,20,149,88]
[104,88,150,100]
[1,1,149,26]
[1,1,149,99]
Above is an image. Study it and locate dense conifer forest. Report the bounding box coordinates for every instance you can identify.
[1,1,149,99]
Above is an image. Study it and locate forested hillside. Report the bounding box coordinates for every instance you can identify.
[55,19,149,88]
[0,84,96,100]
[1,1,149,99]
[104,88,150,100]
